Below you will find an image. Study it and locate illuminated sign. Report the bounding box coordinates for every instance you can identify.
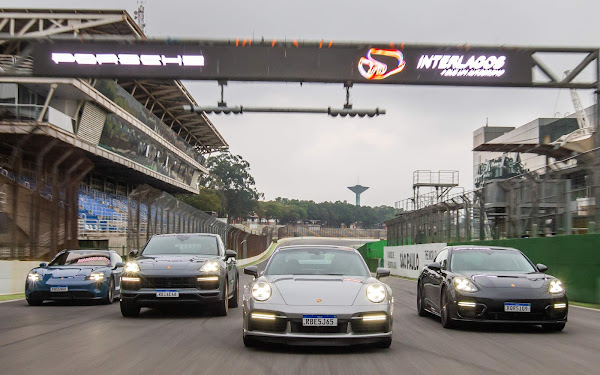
[358,49,406,80]
[417,54,506,78]
[51,53,204,66]
[32,40,533,87]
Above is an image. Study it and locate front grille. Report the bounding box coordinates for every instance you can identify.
[30,291,96,299]
[351,319,389,334]
[485,312,548,321]
[291,322,348,334]
[141,277,197,289]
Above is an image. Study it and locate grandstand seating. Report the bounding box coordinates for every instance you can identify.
[78,188,128,233]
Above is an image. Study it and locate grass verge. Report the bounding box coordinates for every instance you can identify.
[0,293,25,302]
[237,241,278,268]
[570,301,600,310]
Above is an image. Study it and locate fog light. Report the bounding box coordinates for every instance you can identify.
[362,314,387,322]
[197,276,219,281]
[251,313,276,320]
[554,303,567,309]
[121,277,140,282]
[458,302,477,307]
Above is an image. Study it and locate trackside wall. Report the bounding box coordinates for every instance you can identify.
[452,235,600,304]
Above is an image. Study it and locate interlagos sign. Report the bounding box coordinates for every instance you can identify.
[383,243,447,279]
[416,55,507,78]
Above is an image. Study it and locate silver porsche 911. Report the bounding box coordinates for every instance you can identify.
[242,245,393,348]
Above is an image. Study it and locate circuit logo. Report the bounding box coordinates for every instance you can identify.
[358,48,406,80]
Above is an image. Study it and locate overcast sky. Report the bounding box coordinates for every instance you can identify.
[8,0,600,207]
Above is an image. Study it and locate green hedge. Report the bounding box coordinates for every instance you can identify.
[452,234,600,304]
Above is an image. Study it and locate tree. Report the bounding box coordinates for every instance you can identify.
[201,153,262,220]
[175,188,222,213]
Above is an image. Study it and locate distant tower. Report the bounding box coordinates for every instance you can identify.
[134,1,146,34]
[348,185,369,206]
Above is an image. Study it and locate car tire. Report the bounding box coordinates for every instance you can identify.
[440,289,455,329]
[376,337,392,348]
[542,322,566,332]
[243,333,258,348]
[120,300,140,317]
[228,276,239,308]
[26,298,43,306]
[215,281,229,316]
[417,281,427,317]
[102,277,114,305]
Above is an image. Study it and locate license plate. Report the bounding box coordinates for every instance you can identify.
[156,290,179,297]
[302,315,337,326]
[504,302,531,312]
[50,286,68,292]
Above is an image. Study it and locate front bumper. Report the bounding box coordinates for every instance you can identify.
[25,279,108,300]
[243,303,392,346]
[121,288,224,307]
[449,289,568,324]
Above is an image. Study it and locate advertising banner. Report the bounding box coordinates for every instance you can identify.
[32,41,533,87]
[383,243,447,279]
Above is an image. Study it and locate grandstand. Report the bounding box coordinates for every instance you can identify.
[0,8,271,260]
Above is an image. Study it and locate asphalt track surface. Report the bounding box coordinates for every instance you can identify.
[1,238,599,375]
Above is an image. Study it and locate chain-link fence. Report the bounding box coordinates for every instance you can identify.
[278,225,386,239]
[127,185,272,259]
[387,167,597,245]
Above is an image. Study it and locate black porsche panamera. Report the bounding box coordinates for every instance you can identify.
[417,246,568,331]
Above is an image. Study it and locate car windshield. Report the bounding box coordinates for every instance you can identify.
[49,251,110,266]
[142,235,219,256]
[450,249,536,273]
[265,248,370,277]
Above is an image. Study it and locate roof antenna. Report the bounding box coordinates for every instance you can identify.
[485,117,489,127]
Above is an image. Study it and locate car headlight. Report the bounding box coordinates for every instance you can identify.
[200,260,220,273]
[549,279,565,294]
[89,272,105,282]
[27,273,40,282]
[366,283,386,303]
[124,262,140,273]
[454,277,478,292]
[251,282,272,301]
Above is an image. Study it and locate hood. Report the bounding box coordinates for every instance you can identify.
[135,254,214,271]
[43,266,106,278]
[269,275,367,306]
[463,271,548,289]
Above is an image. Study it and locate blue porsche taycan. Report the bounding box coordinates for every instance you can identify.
[25,250,125,305]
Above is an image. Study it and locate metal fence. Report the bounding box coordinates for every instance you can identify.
[127,185,272,259]
[278,225,386,239]
[387,169,597,245]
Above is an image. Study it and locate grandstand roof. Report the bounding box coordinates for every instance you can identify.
[0,8,228,154]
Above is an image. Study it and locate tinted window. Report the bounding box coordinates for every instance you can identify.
[450,249,536,273]
[50,251,110,266]
[142,235,219,256]
[265,248,370,277]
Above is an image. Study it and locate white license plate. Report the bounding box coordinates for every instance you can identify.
[504,303,531,312]
[156,290,179,297]
[50,286,68,292]
[302,315,337,326]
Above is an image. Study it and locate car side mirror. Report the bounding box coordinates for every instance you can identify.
[128,250,138,260]
[114,262,125,269]
[225,250,237,260]
[537,263,548,272]
[244,265,258,278]
[39,262,47,267]
[376,267,390,279]
[428,262,441,272]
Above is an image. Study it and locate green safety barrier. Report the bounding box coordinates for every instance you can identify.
[452,235,600,304]
[357,240,387,272]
